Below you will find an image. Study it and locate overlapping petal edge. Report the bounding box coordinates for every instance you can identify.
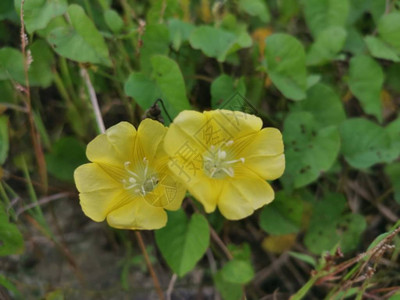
[164,109,285,220]
[74,119,186,230]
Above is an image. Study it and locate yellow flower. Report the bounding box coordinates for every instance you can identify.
[74,119,186,230]
[164,109,285,220]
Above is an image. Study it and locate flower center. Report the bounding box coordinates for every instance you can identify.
[203,140,245,179]
[122,157,159,196]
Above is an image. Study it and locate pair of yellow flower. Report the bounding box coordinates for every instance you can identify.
[74,110,285,230]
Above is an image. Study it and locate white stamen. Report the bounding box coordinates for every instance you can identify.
[225,157,245,164]
[124,161,140,178]
[221,167,234,177]
[225,140,234,146]
[143,157,149,175]
[218,150,227,160]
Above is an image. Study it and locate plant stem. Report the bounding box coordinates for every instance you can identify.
[135,231,165,300]
[20,0,48,192]
[81,67,106,134]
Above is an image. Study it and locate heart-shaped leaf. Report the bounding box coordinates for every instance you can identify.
[155,210,210,277]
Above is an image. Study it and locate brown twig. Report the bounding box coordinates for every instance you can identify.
[19,0,48,192]
[16,192,70,216]
[210,226,234,260]
[135,231,165,300]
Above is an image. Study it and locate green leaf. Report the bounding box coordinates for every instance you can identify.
[304,193,366,254]
[140,24,170,73]
[150,55,191,119]
[389,293,400,300]
[45,137,87,182]
[0,47,25,83]
[124,73,162,111]
[306,74,321,89]
[348,55,384,122]
[347,0,371,24]
[339,118,398,169]
[221,14,252,50]
[47,4,111,66]
[155,210,210,277]
[214,271,242,300]
[15,0,68,34]
[343,27,367,55]
[221,259,254,284]
[288,251,316,267]
[264,34,307,101]
[0,0,17,21]
[0,210,24,256]
[28,39,54,87]
[0,116,9,164]
[277,0,300,24]
[306,26,347,66]
[0,81,16,104]
[189,26,237,62]
[211,74,246,108]
[291,83,346,127]
[0,275,20,298]
[260,191,303,235]
[303,0,349,37]
[0,43,54,87]
[168,19,195,51]
[238,0,270,22]
[387,63,400,93]
[378,12,400,52]
[281,112,341,188]
[365,36,400,62]
[104,9,124,33]
[146,0,181,24]
[385,163,400,204]
[386,117,400,153]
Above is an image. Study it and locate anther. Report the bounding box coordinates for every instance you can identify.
[218,150,227,160]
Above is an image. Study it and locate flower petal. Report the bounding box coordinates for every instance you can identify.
[87,121,136,165]
[245,154,285,180]
[137,119,166,161]
[106,199,167,230]
[187,177,221,213]
[239,127,284,157]
[218,177,275,220]
[144,172,186,210]
[204,109,263,141]
[74,163,120,193]
[164,110,208,155]
[79,189,128,222]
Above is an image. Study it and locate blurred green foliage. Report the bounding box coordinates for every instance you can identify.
[1,0,400,299]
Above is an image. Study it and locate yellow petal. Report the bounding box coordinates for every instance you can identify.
[74,163,119,193]
[150,172,186,210]
[239,127,284,157]
[245,154,285,180]
[204,109,263,141]
[106,199,167,230]
[218,178,274,220]
[87,121,136,165]
[164,111,207,184]
[137,119,166,161]
[163,183,186,211]
[164,110,208,156]
[187,176,221,213]
[79,189,127,222]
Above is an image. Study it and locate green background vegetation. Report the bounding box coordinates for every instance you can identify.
[0,0,400,299]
